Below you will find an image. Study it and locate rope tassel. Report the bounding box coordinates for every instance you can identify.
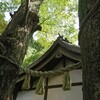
[22,74,31,90]
[35,76,45,95]
[63,71,71,91]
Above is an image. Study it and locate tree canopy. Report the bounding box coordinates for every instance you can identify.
[0,1,100,100]
[0,0,79,67]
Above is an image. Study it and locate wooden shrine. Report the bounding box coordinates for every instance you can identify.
[14,36,82,100]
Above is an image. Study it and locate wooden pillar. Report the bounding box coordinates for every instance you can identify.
[44,78,49,100]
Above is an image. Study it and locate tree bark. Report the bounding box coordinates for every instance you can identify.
[78,0,100,100]
[0,0,43,100]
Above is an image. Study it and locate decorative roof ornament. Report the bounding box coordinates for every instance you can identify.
[58,33,70,43]
[58,33,63,40]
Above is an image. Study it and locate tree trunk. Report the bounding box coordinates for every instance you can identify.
[0,0,43,100]
[78,0,100,100]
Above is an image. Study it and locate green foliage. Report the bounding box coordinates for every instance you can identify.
[0,0,21,34]
[38,0,78,43]
[22,37,53,67]
[0,14,7,34]
[0,0,20,13]
[0,0,79,67]
[22,0,79,67]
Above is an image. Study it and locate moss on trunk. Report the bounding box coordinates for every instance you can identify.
[79,0,100,100]
[0,0,43,100]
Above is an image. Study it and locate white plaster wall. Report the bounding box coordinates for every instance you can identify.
[48,86,82,100]
[16,69,82,100]
[16,86,82,100]
[70,69,82,82]
[17,60,82,100]
[48,69,82,85]
[16,90,44,100]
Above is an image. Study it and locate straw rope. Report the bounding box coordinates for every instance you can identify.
[0,55,81,94]
[21,62,81,77]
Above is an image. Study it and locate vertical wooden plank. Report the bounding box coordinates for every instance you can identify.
[63,59,66,68]
[44,78,48,100]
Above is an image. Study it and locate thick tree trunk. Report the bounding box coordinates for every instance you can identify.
[78,0,100,100]
[0,0,43,100]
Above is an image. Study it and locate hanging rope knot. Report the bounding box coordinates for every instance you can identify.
[22,74,31,90]
[63,71,71,91]
[35,76,45,95]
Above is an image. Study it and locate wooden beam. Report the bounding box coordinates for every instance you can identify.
[48,82,82,89]
[44,78,49,100]
[21,82,82,91]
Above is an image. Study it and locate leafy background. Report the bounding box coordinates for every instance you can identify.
[0,0,79,67]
